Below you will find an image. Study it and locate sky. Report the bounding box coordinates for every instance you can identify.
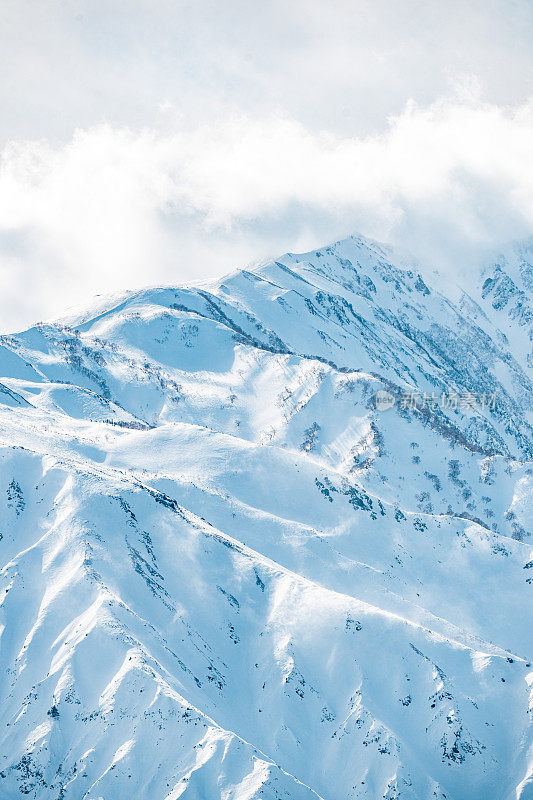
[1,0,533,332]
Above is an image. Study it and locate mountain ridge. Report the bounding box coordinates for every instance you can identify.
[0,232,532,799]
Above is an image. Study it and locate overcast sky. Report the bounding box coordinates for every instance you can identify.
[2,0,533,331]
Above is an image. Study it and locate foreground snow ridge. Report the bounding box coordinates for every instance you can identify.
[0,234,532,800]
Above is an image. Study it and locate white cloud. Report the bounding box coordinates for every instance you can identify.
[3,0,533,143]
[1,94,533,331]
[2,1,533,330]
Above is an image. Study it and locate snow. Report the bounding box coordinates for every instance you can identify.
[0,233,532,799]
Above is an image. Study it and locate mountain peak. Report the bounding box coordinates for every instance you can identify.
[0,233,531,800]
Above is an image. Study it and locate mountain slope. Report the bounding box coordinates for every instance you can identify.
[0,234,532,800]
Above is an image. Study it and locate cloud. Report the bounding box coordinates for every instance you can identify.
[1,93,533,331]
[2,1,533,142]
[3,1,533,331]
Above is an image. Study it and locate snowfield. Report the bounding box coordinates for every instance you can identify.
[0,234,532,799]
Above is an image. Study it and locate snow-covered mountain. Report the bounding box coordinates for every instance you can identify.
[0,234,532,800]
